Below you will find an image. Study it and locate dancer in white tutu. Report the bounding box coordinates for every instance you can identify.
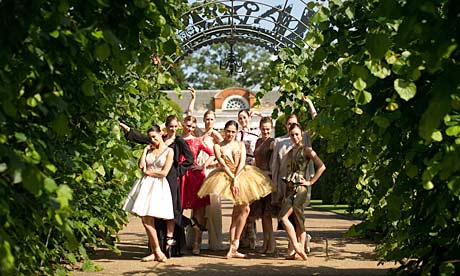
[123,125,174,262]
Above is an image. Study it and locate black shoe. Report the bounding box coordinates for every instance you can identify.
[165,236,176,259]
[191,217,207,232]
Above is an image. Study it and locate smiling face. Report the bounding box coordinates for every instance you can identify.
[182,119,196,136]
[260,122,272,139]
[238,110,250,129]
[289,125,303,146]
[148,130,163,147]
[224,124,238,142]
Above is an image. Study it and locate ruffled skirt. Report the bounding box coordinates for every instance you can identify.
[198,165,272,205]
[123,175,174,219]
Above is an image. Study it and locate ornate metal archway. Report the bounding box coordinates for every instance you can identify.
[173,0,315,63]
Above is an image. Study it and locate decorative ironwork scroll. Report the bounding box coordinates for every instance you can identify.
[173,0,315,62]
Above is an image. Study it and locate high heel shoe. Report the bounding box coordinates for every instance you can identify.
[191,217,207,232]
[165,236,176,259]
[226,240,247,259]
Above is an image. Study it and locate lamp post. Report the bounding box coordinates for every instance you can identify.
[219,42,244,75]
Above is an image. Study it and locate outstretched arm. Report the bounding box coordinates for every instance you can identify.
[186,87,195,116]
[119,121,150,144]
[302,95,318,119]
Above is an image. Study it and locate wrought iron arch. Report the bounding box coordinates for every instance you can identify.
[173,0,315,63]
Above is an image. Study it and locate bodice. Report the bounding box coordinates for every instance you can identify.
[254,137,274,171]
[221,149,241,173]
[283,145,310,184]
[145,148,171,171]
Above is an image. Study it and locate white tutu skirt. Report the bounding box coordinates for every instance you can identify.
[123,175,174,219]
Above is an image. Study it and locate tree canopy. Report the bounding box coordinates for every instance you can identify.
[259,0,460,274]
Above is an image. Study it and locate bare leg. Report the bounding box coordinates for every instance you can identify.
[261,214,275,253]
[280,209,307,260]
[141,216,166,262]
[227,204,250,258]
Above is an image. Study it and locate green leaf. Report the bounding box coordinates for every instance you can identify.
[423,181,434,190]
[52,113,71,137]
[94,43,111,61]
[394,79,416,101]
[365,59,391,79]
[353,78,367,91]
[56,185,73,208]
[447,178,460,196]
[311,7,329,24]
[0,163,7,173]
[44,177,58,193]
[14,132,27,142]
[431,130,443,142]
[366,33,392,59]
[446,126,460,137]
[354,90,372,105]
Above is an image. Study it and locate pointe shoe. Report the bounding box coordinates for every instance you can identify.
[191,217,207,232]
[154,249,167,262]
[192,242,201,255]
[305,234,312,254]
[141,254,156,262]
[285,250,296,260]
[294,243,308,261]
[226,240,247,259]
[165,236,176,259]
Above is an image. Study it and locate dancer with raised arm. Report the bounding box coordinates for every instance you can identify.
[180,115,215,255]
[119,115,194,257]
[122,125,174,262]
[271,96,318,257]
[279,123,325,261]
[186,87,225,251]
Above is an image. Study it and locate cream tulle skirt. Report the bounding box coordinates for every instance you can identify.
[198,165,272,205]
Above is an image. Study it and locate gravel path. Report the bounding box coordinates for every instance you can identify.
[73,200,397,275]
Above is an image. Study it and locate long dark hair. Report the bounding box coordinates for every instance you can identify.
[147,125,161,133]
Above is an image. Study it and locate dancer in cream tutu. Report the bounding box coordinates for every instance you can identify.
[198,120,272,258]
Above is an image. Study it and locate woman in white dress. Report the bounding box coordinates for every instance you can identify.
[123,125,175,262]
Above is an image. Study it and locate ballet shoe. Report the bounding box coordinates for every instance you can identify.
[305,234,312,254]
[141,254,156,262]
[226,240,247,259]
[192,242,201,255]
[165,236,176,259]
[191,217,207,232]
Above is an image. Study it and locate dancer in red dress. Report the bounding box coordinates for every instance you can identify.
[180,115,215,255]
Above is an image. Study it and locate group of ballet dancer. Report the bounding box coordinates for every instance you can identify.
[119,88,325,262]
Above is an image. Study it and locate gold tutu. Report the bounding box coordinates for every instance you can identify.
[198,165,272,205]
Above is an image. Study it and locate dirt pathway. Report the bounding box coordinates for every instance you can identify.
[73,200,397,275]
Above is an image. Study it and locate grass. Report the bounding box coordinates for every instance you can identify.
[309,199,364,219]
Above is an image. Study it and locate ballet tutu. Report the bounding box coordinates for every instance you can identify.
[198,165,272,205]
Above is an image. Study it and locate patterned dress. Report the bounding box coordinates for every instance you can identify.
[278,145,310,233]
[180,137,213,209]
